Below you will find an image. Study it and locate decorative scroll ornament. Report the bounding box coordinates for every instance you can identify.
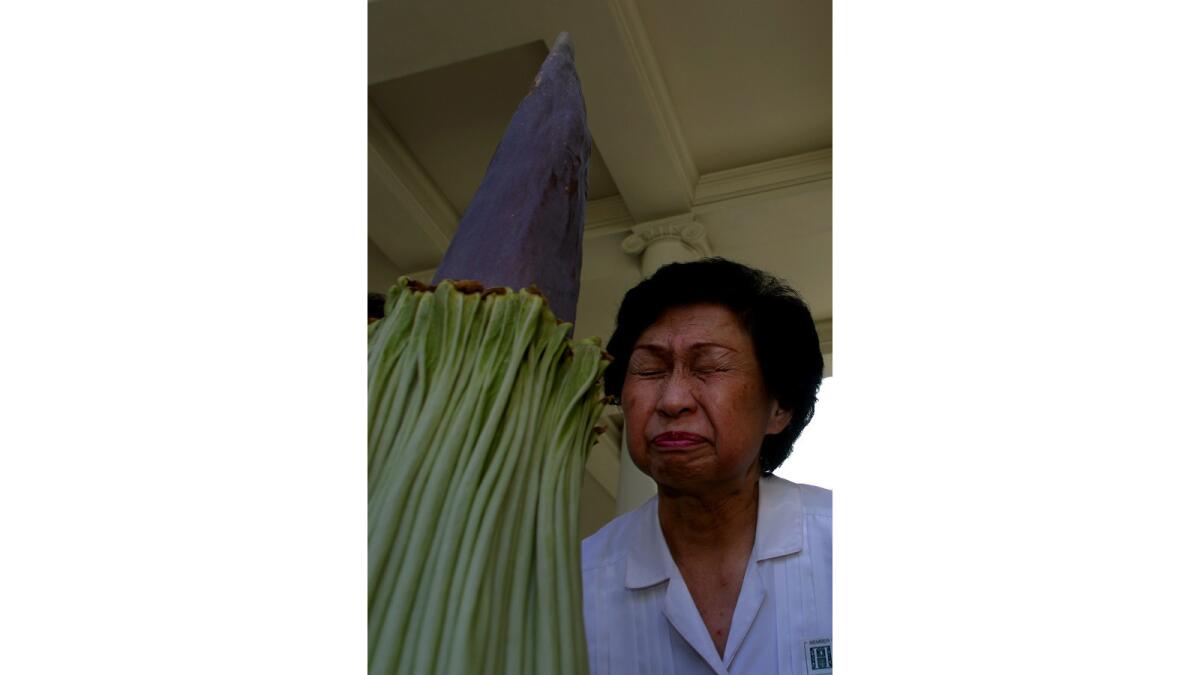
[620,213,712,258]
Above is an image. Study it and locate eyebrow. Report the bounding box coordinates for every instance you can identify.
[630,342,736,355]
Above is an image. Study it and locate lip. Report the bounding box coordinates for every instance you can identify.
[652,431,707,449]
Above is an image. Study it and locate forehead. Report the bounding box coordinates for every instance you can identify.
[634,303,749,350]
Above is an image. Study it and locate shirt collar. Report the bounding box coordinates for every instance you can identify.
[753,475,806,561]
[623,476,807,589]
[624,497,673,589]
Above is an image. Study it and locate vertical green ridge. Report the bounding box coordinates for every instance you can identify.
[369,280,605,675]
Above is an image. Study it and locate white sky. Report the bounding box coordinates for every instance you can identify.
[774,377,835,490]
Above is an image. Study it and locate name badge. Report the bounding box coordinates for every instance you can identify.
[805,638,831,674]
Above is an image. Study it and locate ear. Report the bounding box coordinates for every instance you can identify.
[766,403,793,435]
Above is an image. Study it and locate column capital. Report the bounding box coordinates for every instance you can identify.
[620,213,712,257]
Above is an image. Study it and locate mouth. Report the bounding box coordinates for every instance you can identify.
[651,431,707,449]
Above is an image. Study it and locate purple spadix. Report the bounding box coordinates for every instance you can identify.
[432,32,591,328]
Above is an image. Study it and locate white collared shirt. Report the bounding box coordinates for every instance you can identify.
[581,476,832,675]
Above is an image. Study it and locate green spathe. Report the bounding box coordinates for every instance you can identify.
[368,278,607,675]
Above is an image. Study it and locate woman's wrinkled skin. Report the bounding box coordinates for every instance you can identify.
[622,303,792,495]
[620,302,794,658]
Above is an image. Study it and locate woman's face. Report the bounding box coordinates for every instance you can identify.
[621,303,792,494]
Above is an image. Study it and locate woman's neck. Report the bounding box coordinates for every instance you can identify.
[657,475,760,562]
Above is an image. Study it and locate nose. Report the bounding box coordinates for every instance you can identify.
[656,370,696,418]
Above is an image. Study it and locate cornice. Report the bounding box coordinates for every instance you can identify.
[693,148,832,207]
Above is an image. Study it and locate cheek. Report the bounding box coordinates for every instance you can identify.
[620,388,650,447]
[714,380,756,417]
[620,383,645,421]
[711,382,772,445]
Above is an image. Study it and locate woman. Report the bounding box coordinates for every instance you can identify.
[582,258,830,675]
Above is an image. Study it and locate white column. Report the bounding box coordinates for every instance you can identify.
[613,214,713,514]
[620,213,713,277]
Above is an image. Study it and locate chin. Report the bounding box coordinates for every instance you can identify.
[648,458,713,487]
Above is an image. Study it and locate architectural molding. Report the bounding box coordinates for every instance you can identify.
[584,195,635,239]
[584,219,637,240]
[621,213,712,257]
[367,102,459,253]
[394,266,437,285]
[693,148,832,207]
[604,0,698,200]
[396,150,834,281]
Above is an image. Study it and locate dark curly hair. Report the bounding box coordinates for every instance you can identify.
[604,258,824,475]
